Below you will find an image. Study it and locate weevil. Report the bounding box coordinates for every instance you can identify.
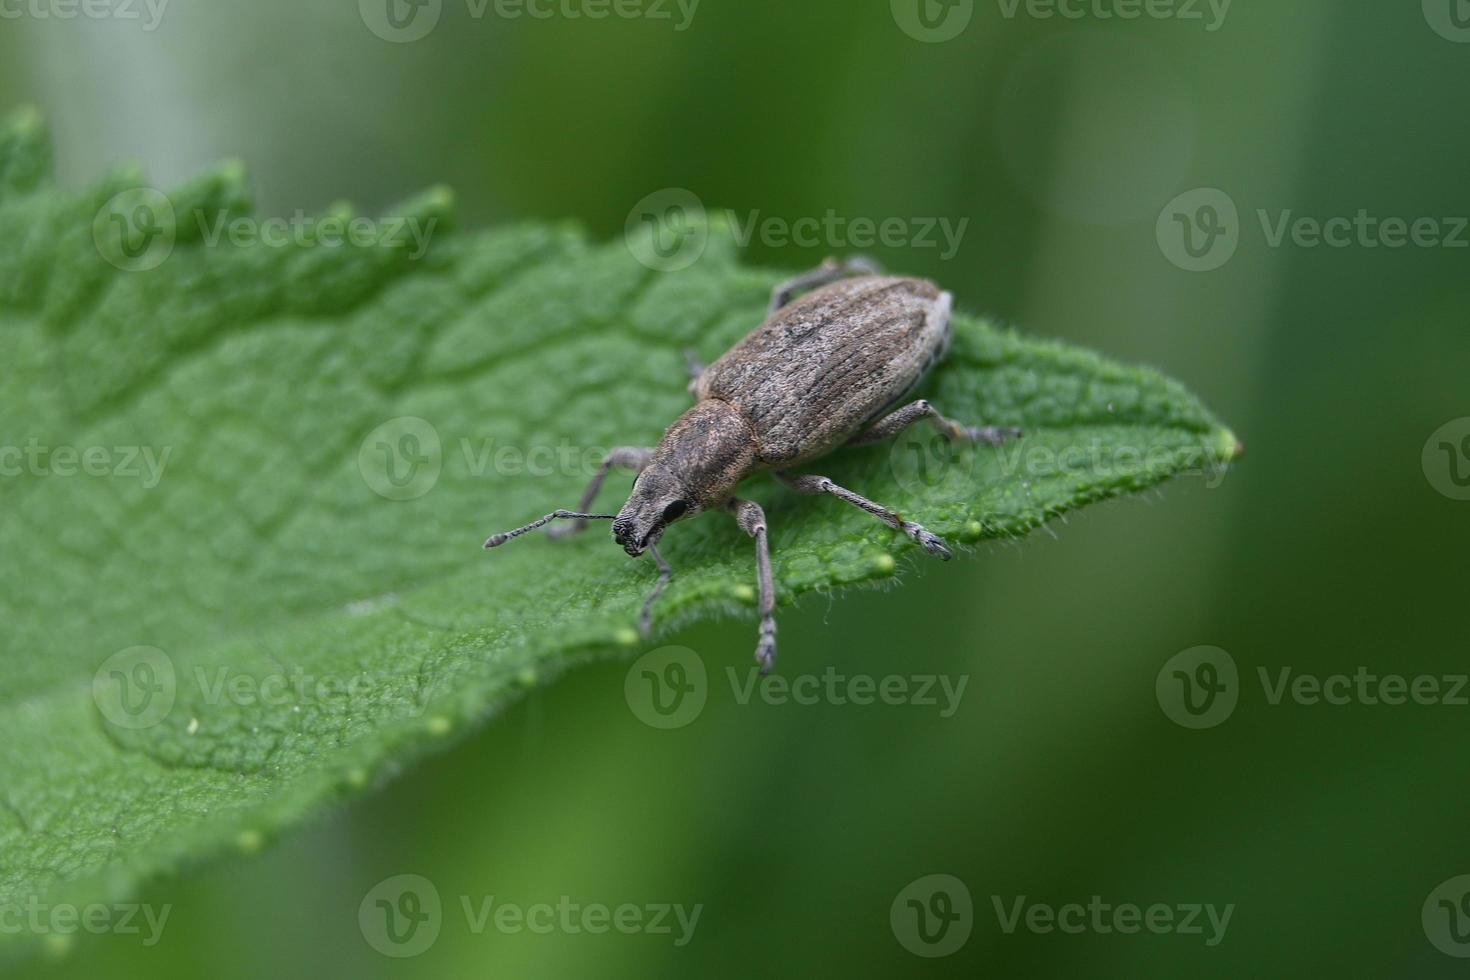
[484,257,1021,673]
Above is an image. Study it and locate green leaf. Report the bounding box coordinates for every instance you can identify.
[0,108,1238,956]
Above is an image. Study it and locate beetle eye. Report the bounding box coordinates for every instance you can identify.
[661,500,689,522]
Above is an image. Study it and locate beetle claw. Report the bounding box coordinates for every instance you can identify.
[755,632,777,675]
[904,522,953,561]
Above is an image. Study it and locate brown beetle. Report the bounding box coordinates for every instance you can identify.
[485,258,1020,672]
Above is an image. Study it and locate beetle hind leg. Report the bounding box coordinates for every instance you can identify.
[777,472,953,561]
[768,255,885,314]
[847,399,1021,448]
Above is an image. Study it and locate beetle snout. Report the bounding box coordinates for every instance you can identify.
[612,518,660,557]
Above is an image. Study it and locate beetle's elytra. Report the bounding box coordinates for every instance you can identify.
[485,257,1021,673]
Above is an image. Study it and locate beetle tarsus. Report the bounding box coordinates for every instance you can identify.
[755,624,777,675]
[963,425,1023,447]
[904,522,953,560]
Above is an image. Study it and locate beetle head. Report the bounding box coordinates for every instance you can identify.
[612,399,758,557]
[612,468,697,557]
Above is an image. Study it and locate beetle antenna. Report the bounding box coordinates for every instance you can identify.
[639,542,673,637]
[484,510,614,549]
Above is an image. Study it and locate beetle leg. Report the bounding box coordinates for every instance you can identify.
[683,347,706,398]
[846,399,1022,448]
[727,497,778,674]
[545,446,654,539]
[777,472,953,561]
[768,255,885,314]
[638,542,674,637]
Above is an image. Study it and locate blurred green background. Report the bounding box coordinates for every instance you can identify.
[4,0,1469,976]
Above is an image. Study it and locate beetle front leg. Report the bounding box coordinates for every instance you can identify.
[545,446,654,539]
[846,399,1021,448]
[727,497,778,674]
[777,472,953,561]
[768,255,884,314]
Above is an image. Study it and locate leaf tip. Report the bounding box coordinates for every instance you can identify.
[1213,426,1245,461]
